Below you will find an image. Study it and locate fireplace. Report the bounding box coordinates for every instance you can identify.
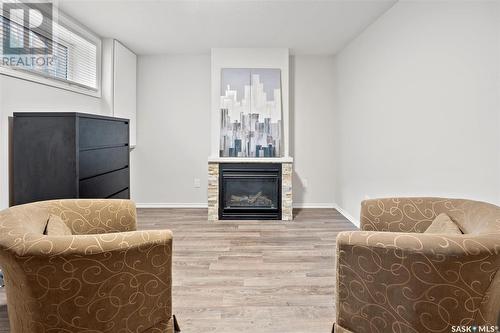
[219,163,281,220]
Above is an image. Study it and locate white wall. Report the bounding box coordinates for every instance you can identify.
[334,1,500,222]
[1,52,338,209]
[133,54,337,207]
[131,55,210,206]
[291,55,336,207]
[0,75,110,208]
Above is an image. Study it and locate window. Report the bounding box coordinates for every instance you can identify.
[0,1,101,95]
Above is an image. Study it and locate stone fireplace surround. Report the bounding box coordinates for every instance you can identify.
[208,157,293,221]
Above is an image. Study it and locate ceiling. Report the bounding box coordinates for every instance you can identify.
[57,0,397,55]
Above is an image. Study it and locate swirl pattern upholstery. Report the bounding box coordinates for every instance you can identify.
[335,197,500,333]
[0,199,174,333]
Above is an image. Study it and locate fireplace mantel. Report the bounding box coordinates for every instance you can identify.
[208,157,293,164]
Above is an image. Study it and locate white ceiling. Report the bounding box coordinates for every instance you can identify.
[58,0,396,55]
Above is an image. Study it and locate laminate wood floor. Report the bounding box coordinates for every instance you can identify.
[0,208,356,333]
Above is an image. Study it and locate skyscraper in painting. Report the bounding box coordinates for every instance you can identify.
[220,68,282,158]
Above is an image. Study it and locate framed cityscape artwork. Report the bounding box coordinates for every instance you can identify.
[219,68,282,158]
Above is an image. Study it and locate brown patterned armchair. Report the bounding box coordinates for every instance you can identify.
[334,197,500,333]
[0,199,175,333]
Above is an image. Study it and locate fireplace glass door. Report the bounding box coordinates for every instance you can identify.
[224,178,278,209]
[219,164,281,219]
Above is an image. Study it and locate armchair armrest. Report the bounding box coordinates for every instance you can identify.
[34,199,137,234]
[4,230,172,333]
[360,197,454,233]
[336,230,500,333]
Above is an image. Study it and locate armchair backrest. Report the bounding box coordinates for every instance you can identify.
[361,197,500,235]
[438,199,500,235]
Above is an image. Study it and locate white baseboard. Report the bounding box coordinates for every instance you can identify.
[135,202,360,228]
[292,203,336,208]
[136,203,208,208]
[333,204,360,228]
[136,203,336,209]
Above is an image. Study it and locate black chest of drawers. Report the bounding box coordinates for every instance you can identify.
[13,112,130,205]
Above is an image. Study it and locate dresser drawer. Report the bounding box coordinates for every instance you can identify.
[79,117,128,149]
[79,168,129,198]
[79,146,129,179]
[108,188,129,199]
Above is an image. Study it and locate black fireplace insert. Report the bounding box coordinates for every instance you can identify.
[219,163,281,220]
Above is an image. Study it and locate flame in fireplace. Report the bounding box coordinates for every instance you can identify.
[229,191,274,207]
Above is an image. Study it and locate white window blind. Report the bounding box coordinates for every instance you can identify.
[0,1,101,92]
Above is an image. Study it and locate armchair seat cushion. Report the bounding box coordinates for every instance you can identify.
[424,212,462,234]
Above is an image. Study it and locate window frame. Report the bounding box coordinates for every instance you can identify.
[0,7,102,97]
